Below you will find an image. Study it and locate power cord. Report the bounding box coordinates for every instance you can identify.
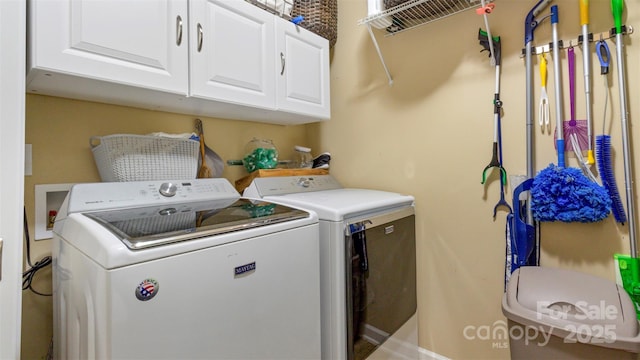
[22,207,52,296]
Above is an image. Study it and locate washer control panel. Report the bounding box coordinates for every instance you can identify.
[64,178,240,214]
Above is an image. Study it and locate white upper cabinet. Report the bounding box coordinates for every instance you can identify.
[27,0,330,124]
[28,0,189,95]
[189,0,275,109]
[275,17,330,119]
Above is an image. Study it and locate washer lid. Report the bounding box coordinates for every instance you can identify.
[263,188,414,221]
[84,198,310,250]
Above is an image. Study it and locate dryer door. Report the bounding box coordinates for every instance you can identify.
[345,207,417,360]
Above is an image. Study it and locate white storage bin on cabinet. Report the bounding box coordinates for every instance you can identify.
[90,134,199,182]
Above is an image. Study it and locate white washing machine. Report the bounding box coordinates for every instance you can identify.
[52,178,321,360]
[244,175,418,360]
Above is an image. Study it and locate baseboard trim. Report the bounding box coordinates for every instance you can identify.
[419,347,451,360]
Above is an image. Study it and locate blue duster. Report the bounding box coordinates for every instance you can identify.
[531,164,612,222]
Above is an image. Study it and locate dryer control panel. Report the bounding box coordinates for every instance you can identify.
[243,175,343,197]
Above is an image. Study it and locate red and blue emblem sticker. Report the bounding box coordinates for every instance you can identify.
[135,278,159,301]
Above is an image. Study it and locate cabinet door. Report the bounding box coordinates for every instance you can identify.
[189,0,276,109]
[28,0,188,95]
[275,19,330,119]
[0,2,25,359]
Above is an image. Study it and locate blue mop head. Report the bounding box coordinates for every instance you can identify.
[531,164,612,222]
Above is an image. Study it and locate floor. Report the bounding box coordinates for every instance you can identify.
[354,337,378,360]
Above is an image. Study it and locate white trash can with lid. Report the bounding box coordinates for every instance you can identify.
[502,266,640,359]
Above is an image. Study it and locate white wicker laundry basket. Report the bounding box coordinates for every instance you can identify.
[90,134,199,182]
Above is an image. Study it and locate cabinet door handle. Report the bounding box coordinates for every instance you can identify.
[197,23,203,52]
[280,52,285,75]
[176,15,183,46]
[0,238,3,282]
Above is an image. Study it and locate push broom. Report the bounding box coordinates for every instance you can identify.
[608,0,640,318]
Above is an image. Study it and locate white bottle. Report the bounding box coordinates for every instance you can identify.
[294,145,313,168]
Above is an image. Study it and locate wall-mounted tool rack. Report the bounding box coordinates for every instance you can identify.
[520,25,634,56]
[358,0,487,85]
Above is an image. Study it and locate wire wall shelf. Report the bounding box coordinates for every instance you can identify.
[359,0,483,36]
[359,0,489,85]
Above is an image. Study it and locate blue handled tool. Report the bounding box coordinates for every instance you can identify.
[595,41,626,223]
[596,39,610,75]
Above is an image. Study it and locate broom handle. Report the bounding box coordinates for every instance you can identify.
[569,47,576,121]
[525,0,551,228]
[525,0,552,179]
[580,0,595,165]
[612,0,637,257]
[551,5,565,168]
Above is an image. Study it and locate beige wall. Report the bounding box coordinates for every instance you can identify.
[318,0,640,358]
[22,0,640,359]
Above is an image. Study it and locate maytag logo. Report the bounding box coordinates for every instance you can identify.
[234,262,256,277]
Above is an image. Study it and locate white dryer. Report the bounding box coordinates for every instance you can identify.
[52,178,321,360]
[244,175,418,360]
